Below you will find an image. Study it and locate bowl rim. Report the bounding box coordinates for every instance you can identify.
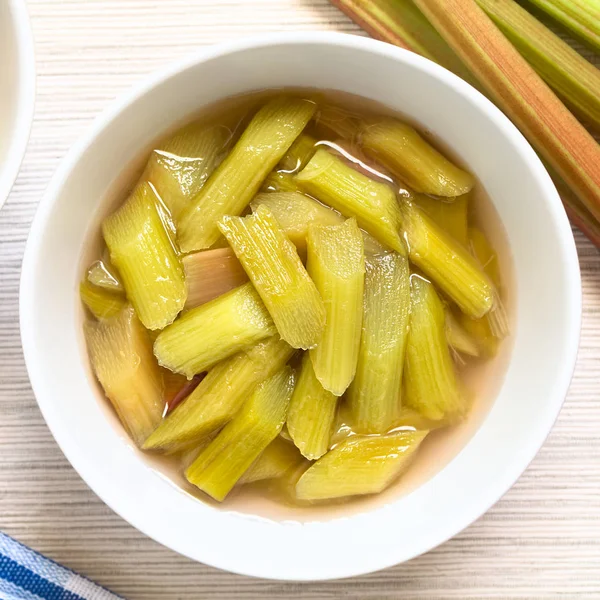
[20,31,582,580]
[0,0,36,209]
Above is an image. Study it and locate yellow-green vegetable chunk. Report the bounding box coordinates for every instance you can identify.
[287,353,339,460]
[177,97,316,252]
[142,120,233,222]
[87,258,122,292]
[239,437,304,484]
[307,219,365,395]
[144,337,294,452]
[153,283,276,378]
[296,148,406,254]
[218,205,325,350]
[458,313,499,357]
[278,134,317,172]
[262,170,300,193]
[85,306,164,446]
[251,192,343,250]
[251,192,385,255]
[413,193,469,246]
[186,366,295,501]
[295,430,427,501]
[361,118,475,196]
[402,200,494,319]
[315,104,361,140]
[394,406,450,431]
[462,226,509,351]
[178,434,216,470]
[329,401,355,447]
[348,253,411,433]
[80,280,126,320]
[102,181,187,330]
[469,227,501,287]
[404,276,464,421]
[445,309,480,357]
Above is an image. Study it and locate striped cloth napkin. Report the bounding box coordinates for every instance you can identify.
[0,532,122,600]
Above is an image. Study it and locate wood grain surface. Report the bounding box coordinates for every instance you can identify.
[1,1,599,597]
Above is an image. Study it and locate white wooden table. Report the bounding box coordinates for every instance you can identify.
[1,1,599,597]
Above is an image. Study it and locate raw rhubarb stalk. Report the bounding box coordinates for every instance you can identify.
[524,0,600,52]
[552,171,600,247]
[412,0,600,224]
[476,0,600,131]
[328,0,479,87]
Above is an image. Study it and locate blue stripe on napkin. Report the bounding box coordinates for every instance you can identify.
[0,533,122,600]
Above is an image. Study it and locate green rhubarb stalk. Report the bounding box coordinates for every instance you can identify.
[328,0,480,87]
[412,0,600,225]
[523,0,600,52]
[476,0,600,131]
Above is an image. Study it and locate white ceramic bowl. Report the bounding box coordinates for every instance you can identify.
[21,33,581,580]
[0,0,35,208]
